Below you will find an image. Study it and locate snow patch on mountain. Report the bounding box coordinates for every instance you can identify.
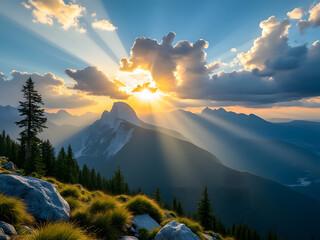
[105,124,134,158]
[74,102,138,160]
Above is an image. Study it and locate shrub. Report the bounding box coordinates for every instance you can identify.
[88,197,117,215]
[93,207,132,239]
[28,222,95,240]
[0,194,34,227]
[161,217,203,238]
[60,186,81,199]
[0,170,12,175]
[125,195,165,223]
[138,227,149,240]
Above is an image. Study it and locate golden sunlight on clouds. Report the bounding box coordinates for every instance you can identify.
[92,19,117,31]
[24,0,85,30]
[287,7,304,19]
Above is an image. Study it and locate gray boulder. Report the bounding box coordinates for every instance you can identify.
[118,237,139,240]
[155,220,200,240]
[0,222,16,235]
[133,214,160,232]
[3,162,16,171]
[0,174,70,221]
[0,228,9,240]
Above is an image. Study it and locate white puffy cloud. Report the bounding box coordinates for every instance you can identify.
[287,7,304,19]
[92,19,117,31]
[120,32,217,94]
[0,71,95,108]
[298,2,320,33]
[231,48,237,52]
[24,0,86,30]
[65,66,128,99]
[238,16,291,70]
[120,23,320,106]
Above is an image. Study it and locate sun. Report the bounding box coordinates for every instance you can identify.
[134,88,159,102]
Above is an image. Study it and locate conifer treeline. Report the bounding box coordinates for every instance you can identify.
[0,130,131,195]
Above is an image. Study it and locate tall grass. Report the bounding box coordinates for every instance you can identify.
[0,194,34,227]
[60,186,81,199]
[28,222,95,240]
[88,197,117,215]
[125,195,165,223]
[93,207,132,239]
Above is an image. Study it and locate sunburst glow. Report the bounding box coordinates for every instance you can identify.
[133,89,161,102]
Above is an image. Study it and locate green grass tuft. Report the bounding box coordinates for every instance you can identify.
[138,227,149,240]
[93,207,132,239]
[28,222,95,240]
[71,211,93,228]
[0,194,34,228]
[149,227,161,240]
[65,197,81,211]
[125,195,165,223]
[60,186,81,199]
[88,197,117,215]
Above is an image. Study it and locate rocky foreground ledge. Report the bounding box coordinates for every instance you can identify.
[0,174,70,222]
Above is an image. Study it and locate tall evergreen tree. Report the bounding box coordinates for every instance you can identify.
[173,196,177,211]
[15,78,47,170]
[154,187,163,207]
[197,185,215,230]
[177,200,185,216]
[41,140,55,176]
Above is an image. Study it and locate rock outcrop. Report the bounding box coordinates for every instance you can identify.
[133,214,160,232]
[0,174,70,221]
[155,220,200,240]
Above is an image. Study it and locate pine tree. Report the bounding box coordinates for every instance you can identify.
[41,140,55,176]
[15,78,47,170]
[197,185,214,230]
[177,200,185,216]
[54,147,67,181]
[154,187,163,207]
[173,196,177,211]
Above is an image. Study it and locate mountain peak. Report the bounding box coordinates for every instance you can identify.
[201,107,227,115]
[101,102,140,128]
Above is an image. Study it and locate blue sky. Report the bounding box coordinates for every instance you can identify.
[1,0,320,120]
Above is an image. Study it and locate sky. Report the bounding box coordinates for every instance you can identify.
[1,0,320,120]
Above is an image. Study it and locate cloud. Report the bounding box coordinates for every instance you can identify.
[24,0,86,30]
[287,7,304,19]
[231,48,237,52]
[297,2,320,33]
[132,82,158,93]
[120,32,217,94]
[121,21,320,106]
[65,66,128,99]
[92,19,117,31]
[238,16,291,70]
[0,71,95,108]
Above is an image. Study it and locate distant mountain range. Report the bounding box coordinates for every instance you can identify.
[0,105,99,146]
[141,107,320,201]
[60,102,320,240]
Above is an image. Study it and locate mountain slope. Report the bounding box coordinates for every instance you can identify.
[0,105,87,146]
[70,103,320,240]
[141,108,320,200]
